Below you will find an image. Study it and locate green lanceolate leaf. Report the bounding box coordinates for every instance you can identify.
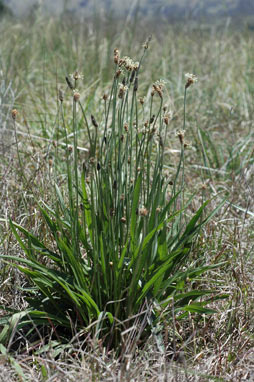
[176,303,217,316]
[130,173,142,249]
[137,248,188,305]
[81,170,93,245]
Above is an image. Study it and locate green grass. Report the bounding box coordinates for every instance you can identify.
[0,13,254,382]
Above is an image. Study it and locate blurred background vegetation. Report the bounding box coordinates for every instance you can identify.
[1,0,254,20]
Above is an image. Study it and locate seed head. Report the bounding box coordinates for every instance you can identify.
[115,69,122,78]
[73,91,80,102]
[124,57,133,71]
[163,111,173,125]
[91,115,98,128]
[118,84,128,99]
[150,114,155,124]
[120,56,137,71]
[153,79,166,98]
[66,76,74,90]
[11,109,18,120]
[139,208,149,217]
[176,130,185,145]
[58,88,64,102]
[152,86,161,97]
[102,94,108,101]
[200,182,208,191]
[70,71,84,82]
[139,97,145,105]
[185,73,198,89]
[114,48,119,64]
[183,141,191,149]
[133,61,139,71]
[142,35,152,50]
[134,77,138,92]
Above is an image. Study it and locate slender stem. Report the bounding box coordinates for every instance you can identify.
[73,98,80,258]
[181,87,187,211]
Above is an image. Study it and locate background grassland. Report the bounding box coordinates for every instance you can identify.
[1,12,254,382]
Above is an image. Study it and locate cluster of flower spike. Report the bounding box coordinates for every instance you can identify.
[114,49,139,72]
[119,56,139,72]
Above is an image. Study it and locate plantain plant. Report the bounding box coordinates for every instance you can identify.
[0,42,224,350]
